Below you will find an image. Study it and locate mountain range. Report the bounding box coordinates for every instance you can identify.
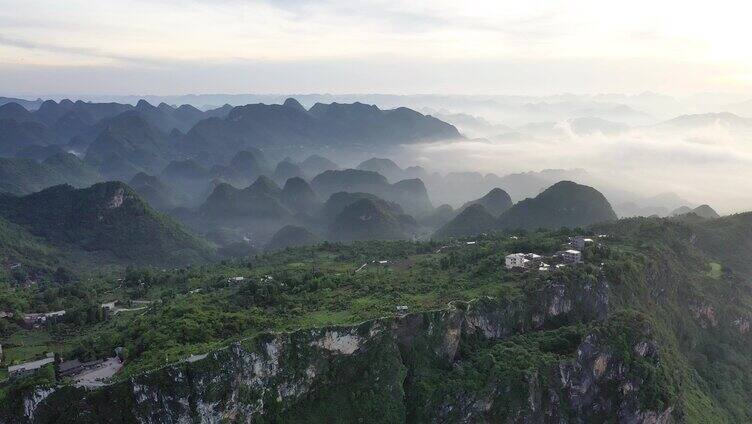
[0,98,459,188]
[0,182,216,270]
[435,181,617,239]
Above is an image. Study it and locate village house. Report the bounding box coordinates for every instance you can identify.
[562,249,582,263]
[505,253,528,269]
[22,310,66,328]
[58,359,84,378]
[570,236,594,250]
[58,358,105,378]
[228,276,245,283]
[8,354,55,379]
[101,301,116,311]
[505,253,542,270]
[396,305,409,314]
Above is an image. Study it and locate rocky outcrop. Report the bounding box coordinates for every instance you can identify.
[689,303,718,328]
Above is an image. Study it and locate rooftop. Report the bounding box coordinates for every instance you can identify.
[8,357,54,373]
[58,359,83,373]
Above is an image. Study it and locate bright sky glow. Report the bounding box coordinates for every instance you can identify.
[1,0,752,95]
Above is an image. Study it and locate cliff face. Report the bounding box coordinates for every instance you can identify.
[9,273,670,423]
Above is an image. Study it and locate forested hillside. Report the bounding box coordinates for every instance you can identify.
[4,216,752,422]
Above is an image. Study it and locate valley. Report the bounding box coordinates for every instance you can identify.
[0,95,746,423]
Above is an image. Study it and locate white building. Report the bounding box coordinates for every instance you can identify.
[505,253,529,269]
[23,310,66,327]
[571,236,594,250]
[562,249,582,263]
[506,253,544,269]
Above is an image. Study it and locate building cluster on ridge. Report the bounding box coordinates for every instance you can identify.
[504,235,597,271]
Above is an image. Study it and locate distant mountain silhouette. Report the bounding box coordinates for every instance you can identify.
[198,176,292,223]
[670,206,691,216]
[280,177,320,214]
[655,112,752,130]
[418,204,455,229]
[0,102,39,123]
[243,175,279,197]
[691,205,720,219]
[42,153,100,188]
[356,158,403,181]
[328,198,410,241]
[0,158,66,195]
[0,182,215,265]
[0,154,99,195]
[129,172,180,211]
[299,154,339,176]
[0,119,57,157]
[497,181,617,230]
[273,160,306,184]
[312,168,434,216]
[181,100,460,163]
[319,191,404,223]
[433,204,496,239]
[266,225,321,250]
[672,204,719,219]
[84,113,172,180]
[311,169,391,199]
[0,96,43,110]
[457,188,513,217]
[390,178,433,216]
[162,159,211,181]
[228,149,271,182]
[15,144,66,161]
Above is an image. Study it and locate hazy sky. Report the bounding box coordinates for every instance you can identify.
[2,0,752,96]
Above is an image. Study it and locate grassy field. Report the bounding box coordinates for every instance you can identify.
[1,330,61,365]
[707,261,723,279]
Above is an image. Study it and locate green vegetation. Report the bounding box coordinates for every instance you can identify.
[329,198,410,241]
[707,262,722,279]
[498,180,618,230]
[435,181,618,239]
[4,216,752,422]
[433,203,496,239]
[0,182,217,268]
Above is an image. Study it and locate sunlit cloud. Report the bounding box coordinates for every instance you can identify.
[403,119,752,213]
[1,0,752,94]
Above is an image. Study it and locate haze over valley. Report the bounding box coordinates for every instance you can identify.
[4,1,752,423]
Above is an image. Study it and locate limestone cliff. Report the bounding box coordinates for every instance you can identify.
[6,273,671,423]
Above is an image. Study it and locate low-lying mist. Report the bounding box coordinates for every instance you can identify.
[401,116,752,214]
